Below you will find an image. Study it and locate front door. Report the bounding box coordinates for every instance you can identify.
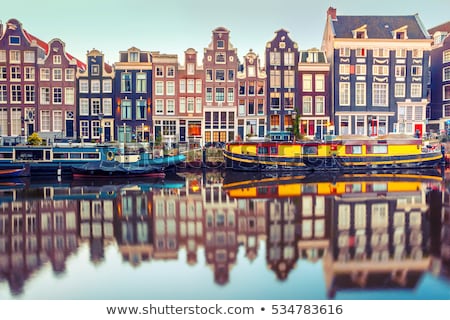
[104,126,111,142]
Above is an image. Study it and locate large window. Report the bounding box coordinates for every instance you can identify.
[40,68,50,81]
[166,81,175,95]
[284,52,295,66]
[80,121,89,138]
[443,67,450,81]
[166,99,175,114]
[187,98,194,113]
[91,80,100,93]
[395,83,405,97]
[444,50,450,63]
[270,70,281,88]
[25,85,35,103]
[0,85,6,103]
[121,100,132,119]
[155,99,164,114]
[41,110,51,131]
[302,96,312,114]
[121,73,132,92]
[355,83,366,106]
[53,110,63,132]
[155,81,164,95]
[269,52,281,65]
[91,99,101,115]
[162,120,176,136]
[270,92,280,109]
[339,82,350,106]
[136,100,146,120]
[444,84,450,101]
[53,88,62,104]
[103,98,112,115]
[303,74,312,91]
[25,67,35,81]
[79,99,89,115]
[316,96,325,114]
[284,70,295,88]
[411,83,422,98]
[103,79,112,93]
[40,88,50,104]
[372,83,388,106]
[11,85,21,103]
[315,74,325,92]
[215,88,225,102]
[284,92,294,109]
[136,73,147,93]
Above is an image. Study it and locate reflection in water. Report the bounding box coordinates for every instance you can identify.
[0,170,449,299]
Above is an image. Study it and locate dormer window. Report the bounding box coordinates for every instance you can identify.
[129,51,139,62]
[393,25,408,40]
[356,31,366,39]
[352,25,367,39]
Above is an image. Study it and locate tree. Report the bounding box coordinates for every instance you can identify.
[27,132,43,145]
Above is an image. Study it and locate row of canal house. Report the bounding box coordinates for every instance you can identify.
[0,8,448,147]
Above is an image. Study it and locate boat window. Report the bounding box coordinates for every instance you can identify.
[302,184,317,193]
[303,146,318,155]
[83,153,100,159]
[258,146,269,154]
[70,153,81,159]
[54,153,69,159]
[270,146,278,154]
[15,149,44,161]
[345,145,362,154]
[367,145,387,154]
[0,152,13,159]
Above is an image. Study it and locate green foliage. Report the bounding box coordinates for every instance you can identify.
[27,132,43,145]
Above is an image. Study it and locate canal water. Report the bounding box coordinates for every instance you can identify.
[0,169,449,300]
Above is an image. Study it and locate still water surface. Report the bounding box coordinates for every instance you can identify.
[0,170,449,300]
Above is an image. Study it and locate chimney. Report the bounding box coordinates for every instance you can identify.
[327,7,337,20]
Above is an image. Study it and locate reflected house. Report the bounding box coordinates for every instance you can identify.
[429,185,450,281]
[297,182,331,263]
[236,197,266,262]
[114,186,153,266]
[203,173,238,285]
[178,175,205,266]
[0,185,79,295]
[77,185,115,263]
[324,179,431,298]
[153,186,180,261]
[266,196,299,280]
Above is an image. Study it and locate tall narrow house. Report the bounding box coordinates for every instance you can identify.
[322,7,432,136]
[427,22,450,134]
[237,49,267,139]
[203,27,239,143]
[114,47,152,143]
[77,49,114,142]
[265,29,299,137]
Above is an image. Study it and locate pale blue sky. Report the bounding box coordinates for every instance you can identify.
[2,0,449,65]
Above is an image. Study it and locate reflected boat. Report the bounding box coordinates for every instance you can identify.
[223,170,443,199]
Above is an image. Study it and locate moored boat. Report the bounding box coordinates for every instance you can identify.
[71,160,165,179]
[0,165,30,178]
[0,143,186,176]
[223,134,444,172]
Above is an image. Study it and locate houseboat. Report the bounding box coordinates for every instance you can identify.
[223,134,444,172]
[223,170,443,199]
[0,143,186,176]
[0,144,107,176]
